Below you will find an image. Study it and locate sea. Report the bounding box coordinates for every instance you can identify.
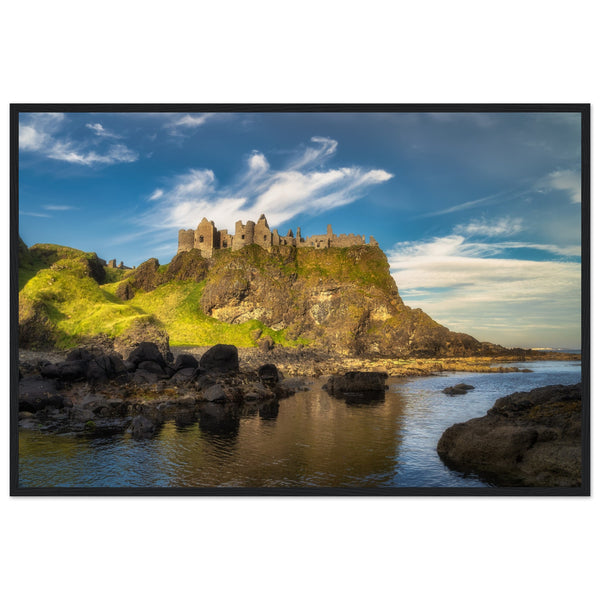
[17,359,582,489]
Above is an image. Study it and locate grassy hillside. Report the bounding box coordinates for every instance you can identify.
[18,241,481,356]
[18,242,301,349]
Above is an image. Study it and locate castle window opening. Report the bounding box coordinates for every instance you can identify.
[199,235,204,243]
[223,241,227,248]
[241,235,245,240]
[263,235,267,241]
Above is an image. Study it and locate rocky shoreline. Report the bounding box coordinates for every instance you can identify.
[18,343,312,439]
[437,383,583,487]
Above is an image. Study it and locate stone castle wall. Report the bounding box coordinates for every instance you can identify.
[177,214,378,258]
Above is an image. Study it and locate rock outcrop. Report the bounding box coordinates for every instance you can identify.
[437,383,583,487]
[199,244,483,357]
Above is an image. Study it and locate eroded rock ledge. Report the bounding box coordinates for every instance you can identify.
[437,383,583,487]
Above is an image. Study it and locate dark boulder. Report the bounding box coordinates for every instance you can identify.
[40,363,60,378]
[324,371,388,395]
[58,360,88,381]
[437,383,583,487]
[198,344,239,373]
[137,360,167,376]
[202,384,228,403]
[86,361,109,385]
[258,363,280,385]
[443,383,475,396]
[174,353,199,371]
[132,370,159,385]
[131,415,157,439]
[108,352,128,375]
[170,367,196,384]
[127,342,166,368]
[19,377,65,412]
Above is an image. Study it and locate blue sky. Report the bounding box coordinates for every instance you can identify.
[18,111,582,349]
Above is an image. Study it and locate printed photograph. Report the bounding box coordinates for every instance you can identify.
[12,106,588,493]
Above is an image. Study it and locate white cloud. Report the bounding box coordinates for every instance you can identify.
[46,141,138,166]
[19,211,51,218]
[139,137,393,232]
[165,113,215,135]
[387,235,581,347]
[454,216,524,237]
[43,205,76,211]
[541,169,581,203]
[85,122,121,138]
[19,113,138,166]
[248,151,269,174]
[149,189,164,201]
[290,136,338,169]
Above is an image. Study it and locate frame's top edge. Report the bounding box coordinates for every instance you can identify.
[10,103,591,114]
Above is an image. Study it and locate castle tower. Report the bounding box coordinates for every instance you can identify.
[232,220,256,251]
[195,218,218,258]
[254,214,272,250]
[178,229,195,253]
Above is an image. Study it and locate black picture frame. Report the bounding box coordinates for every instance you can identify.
[10,103,590,496]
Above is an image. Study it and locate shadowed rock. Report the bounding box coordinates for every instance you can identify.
[127,342,167,368]
[198,344,239,373]
[174,353,199,371]
[324,371,388,396]
[442,383,475,396]
[437,383,582,487]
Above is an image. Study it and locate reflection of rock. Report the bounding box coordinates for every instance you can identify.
[259,399,280,421]
[437,383,582,487]
[131,415,157,439]
[343,391,386,406]
[198,403,240,437]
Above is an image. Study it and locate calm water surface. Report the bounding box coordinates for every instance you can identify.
[18,360,581,488]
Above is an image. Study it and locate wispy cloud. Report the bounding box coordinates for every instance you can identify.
[454,216,524,237]
[43,204,77,211]
[20,113,138,166]
[19,211,51,218]
[85,122,122,139]
[165,113,216,136]
[138,136,393,232]
[539,169,581,203]
[387,234,580,347]
[421,187,521,217]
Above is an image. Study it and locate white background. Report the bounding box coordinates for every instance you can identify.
[1,2,596,598]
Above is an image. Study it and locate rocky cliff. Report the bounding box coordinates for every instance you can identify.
[18,240,489,357]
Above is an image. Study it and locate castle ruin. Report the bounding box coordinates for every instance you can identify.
[177,214,378,258]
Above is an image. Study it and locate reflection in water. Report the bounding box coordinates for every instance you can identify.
[258,399,279,421]
[18,361,582,489]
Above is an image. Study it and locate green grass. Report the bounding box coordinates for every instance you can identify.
[20,262,146,347]
[125,280,302,347]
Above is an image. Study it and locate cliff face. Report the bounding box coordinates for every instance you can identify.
[196,244,482,357]
[18,241,485,357]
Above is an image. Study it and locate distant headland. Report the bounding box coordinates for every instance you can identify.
[178,214,378,258]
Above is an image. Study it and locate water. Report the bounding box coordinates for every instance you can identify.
[18,360,581,489]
